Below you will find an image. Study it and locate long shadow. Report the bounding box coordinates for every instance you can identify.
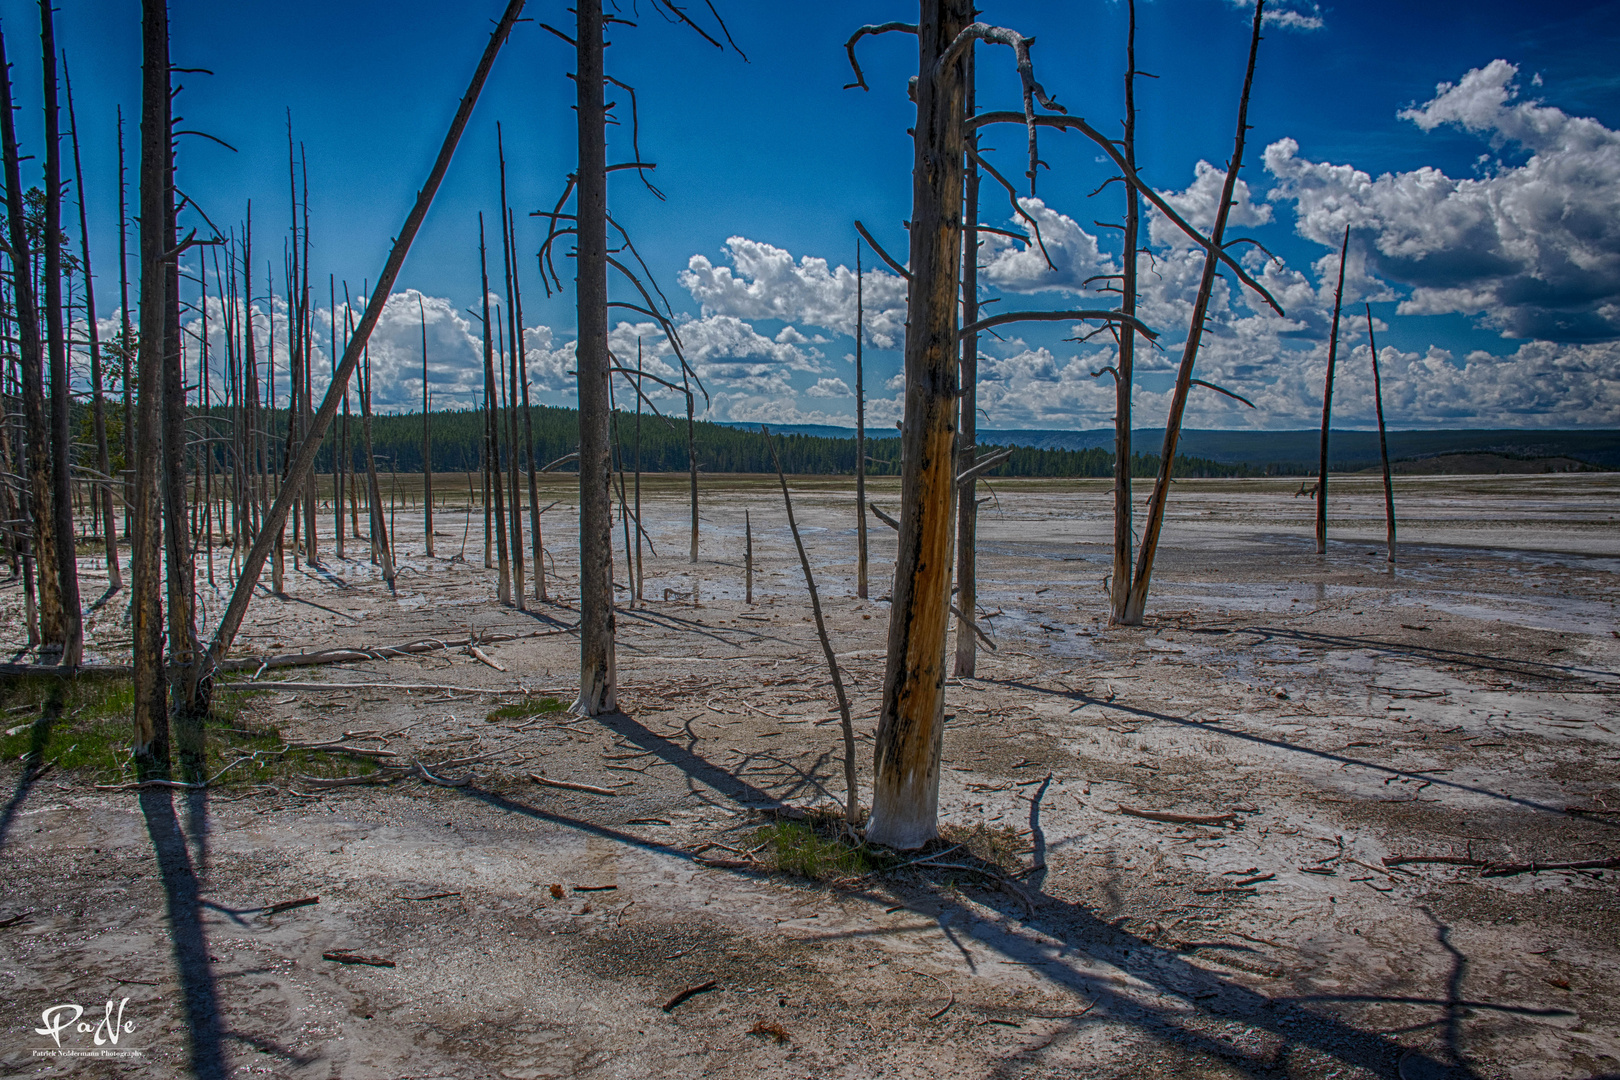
[1235,624,1617,685]
[139,788,227,1080]
[0,679,64,854]
[615,606,765,651]
[983,676,1618,830]
[467,745,1478,1079]
[597,708,788,808]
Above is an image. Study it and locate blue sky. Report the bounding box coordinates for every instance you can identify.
[9,0,1620,429]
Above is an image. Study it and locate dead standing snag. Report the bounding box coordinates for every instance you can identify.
[763,426,859,826]
[1366,303,1397,563]
[848,0,972,850]
[1120,0,1267,626]
[205,0,528,685]
[1316,225,1350,556]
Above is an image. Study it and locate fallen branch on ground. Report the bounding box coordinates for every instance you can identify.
[1382,853,1620,876]
[263,896,319,914]
[529,773,620,796]
[1116,804,1238,826]
[322,951,395,968]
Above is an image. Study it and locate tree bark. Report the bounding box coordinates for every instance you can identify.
[1365,303,1397,564]
[867,0,971,851]
[1315,224,1349,556]
[131,0,170,769]
[573,0,616,715]
[497,136,525,609]
[1108,0,1140,625]
[161,78,198,716]
[952,48,979,678]
[1120,0,1264,627]
[359,342,394,588]
[40,0,84,667]
[0,25,62,654]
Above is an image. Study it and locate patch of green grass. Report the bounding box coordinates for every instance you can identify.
[486,697,564,723]
[0,675,386,787]
[753,819,885,880]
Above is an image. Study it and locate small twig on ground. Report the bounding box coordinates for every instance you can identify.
[397,892,460,901]
[662,980,718,1011]
[927,992,956,1020]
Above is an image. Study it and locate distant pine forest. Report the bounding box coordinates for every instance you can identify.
[173,404,1272,479]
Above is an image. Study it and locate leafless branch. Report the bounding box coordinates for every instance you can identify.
[853,219,909,280]
[843,22,917,91]
[961,308,1156,341]
[1190,378,1255,408]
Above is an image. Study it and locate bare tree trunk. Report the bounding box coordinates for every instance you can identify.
[65,61,122,593]
[40,0,83,666]
[478,216,510,604]
[684,366,698,564]
[765,426,858,825]
[332,277,345,559]
[867,0,971,851]
[1365,303,1396,564]
[161,87,199,716]
[1121,0,1265,627]
[744,507,752,604]
[632,343,642,603]
[497,131,524,609]
[573,0,616,715]
[512,208,543,600]
[203,0,528,683]
[117,107,134,537]
[130,0,170,769]
[358,343,394,588]
[420,296,433,556]
[952,48,979,677]
[855,242,868,600]
[1108,0,1141,624]
[300,149,317,565]
[0,21,64,655]
[1315,224,1350,556]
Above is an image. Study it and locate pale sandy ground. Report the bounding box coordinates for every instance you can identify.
[2,473,1617,1079]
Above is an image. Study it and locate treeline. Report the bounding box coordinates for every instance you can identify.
[186,404,1260,479]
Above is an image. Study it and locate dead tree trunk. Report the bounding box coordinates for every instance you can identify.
[744,507,752,604]
[1120,0,1264,627]
[855,241,868,600]
[952,49,979,677]
[573,0,616,715]
[512,208,543,600]
[1108,0,1141,625]
[203,0,528,683]
[117,107,134,535]
[358,342,394,588]
[0,24,64,656]
[765,426,858,825]
[65,61,121,594]
[478,215,510,604]
[1315,224,1349,556]
[161,83,198,716]
[867,0,971,850]
[40,0,83,666]
[498,132,525,609]
[631,344,642,603]
[130,0,170,768]
[1366,303,1396,564]
[683,364,698,564]
[419,295,433,556]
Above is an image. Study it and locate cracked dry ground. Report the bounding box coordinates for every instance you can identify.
[2,474,1618,1079]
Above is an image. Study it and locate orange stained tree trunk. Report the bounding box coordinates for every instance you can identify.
[867,0,971,850]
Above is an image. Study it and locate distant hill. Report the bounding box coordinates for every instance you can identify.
[725,424,1620,472]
